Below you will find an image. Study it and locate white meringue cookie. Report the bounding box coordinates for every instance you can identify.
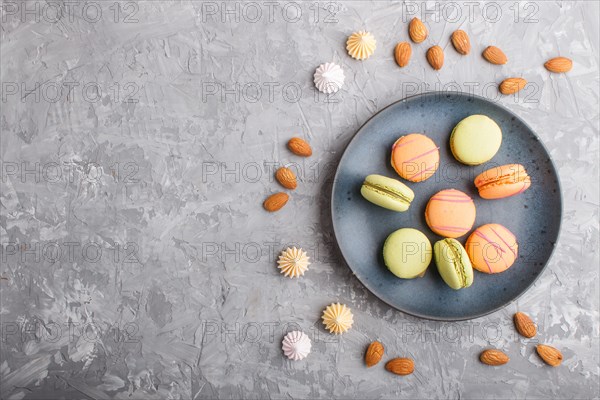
[282,331,311,361]
[314,62,345,94]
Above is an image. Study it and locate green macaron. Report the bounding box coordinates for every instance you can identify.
[450,115,502,165]
[433,238,474,290]
[360,174,415,212]
[383,228,432,279]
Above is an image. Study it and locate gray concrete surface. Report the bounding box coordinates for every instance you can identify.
[1,1,598,399]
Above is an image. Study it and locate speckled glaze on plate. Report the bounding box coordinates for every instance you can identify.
[331,92,562,321]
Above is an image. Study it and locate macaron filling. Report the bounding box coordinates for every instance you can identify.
[362,181,412,205]
[476,173,527,190]
[444,239,469,288]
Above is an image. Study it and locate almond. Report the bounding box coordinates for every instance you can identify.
[394,42,412,68]
[544,57,572,73]
[451,30,470,55]
[480,349,509,366]
[426,45,444,70]
[408,18,428,43]
[499,77,527,95]
[536,344,563,367]
[385,358,414,375]
[287,137,312,157]
[365,341,384,367]
[482,46,508,65]
[513,312,537,338]
[263,192,289,212]
[275,167,297,190]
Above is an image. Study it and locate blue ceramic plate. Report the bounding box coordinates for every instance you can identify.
[331,92,562,321]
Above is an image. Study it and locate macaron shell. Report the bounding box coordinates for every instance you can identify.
[478,180,531,199]
[466,224,518,274]
[383,228,432,279]
[450,115,502,165]
[475,164,532,199]
[361,186,410,212]
[434,239,474,290]
[360,186,410,212]
[361,174,415,212]
[391,133,440,182]
[425,189,476,238]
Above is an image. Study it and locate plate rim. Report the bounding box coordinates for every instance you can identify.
[330,91,564,321]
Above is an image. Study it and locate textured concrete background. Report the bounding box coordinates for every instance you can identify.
[1,1,599,399]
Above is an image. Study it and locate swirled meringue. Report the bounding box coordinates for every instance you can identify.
[322,303,354,334]
[282,330,311,360]
[346,31,376,60]
[277,247,310,278]
[314,62,345,94]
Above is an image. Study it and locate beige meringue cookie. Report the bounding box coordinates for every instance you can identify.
[346,31,376,60]
[282,331,311,361]
[322,303,354,334]
[277,247,310,278]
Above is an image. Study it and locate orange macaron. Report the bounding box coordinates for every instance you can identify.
[391,133,440,182]
[475,164,531,199]
[466,224,518,274]
[425,189,476,238]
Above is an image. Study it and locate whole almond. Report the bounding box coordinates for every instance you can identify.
[263,192,289,212]
[451,30,470,55]
[483,46,508,65]
[287,137,312,157]
[409,18,428,43]
[480,349,509,366]
[513,312,537,338]
[426,45,444,70]
[385,358,414,375]
[394,42,412,67]
[275,167,297,190]
[365,341,384,367]
[499,78,527,95]
[536,344,563,367]
[544,57,573,73]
